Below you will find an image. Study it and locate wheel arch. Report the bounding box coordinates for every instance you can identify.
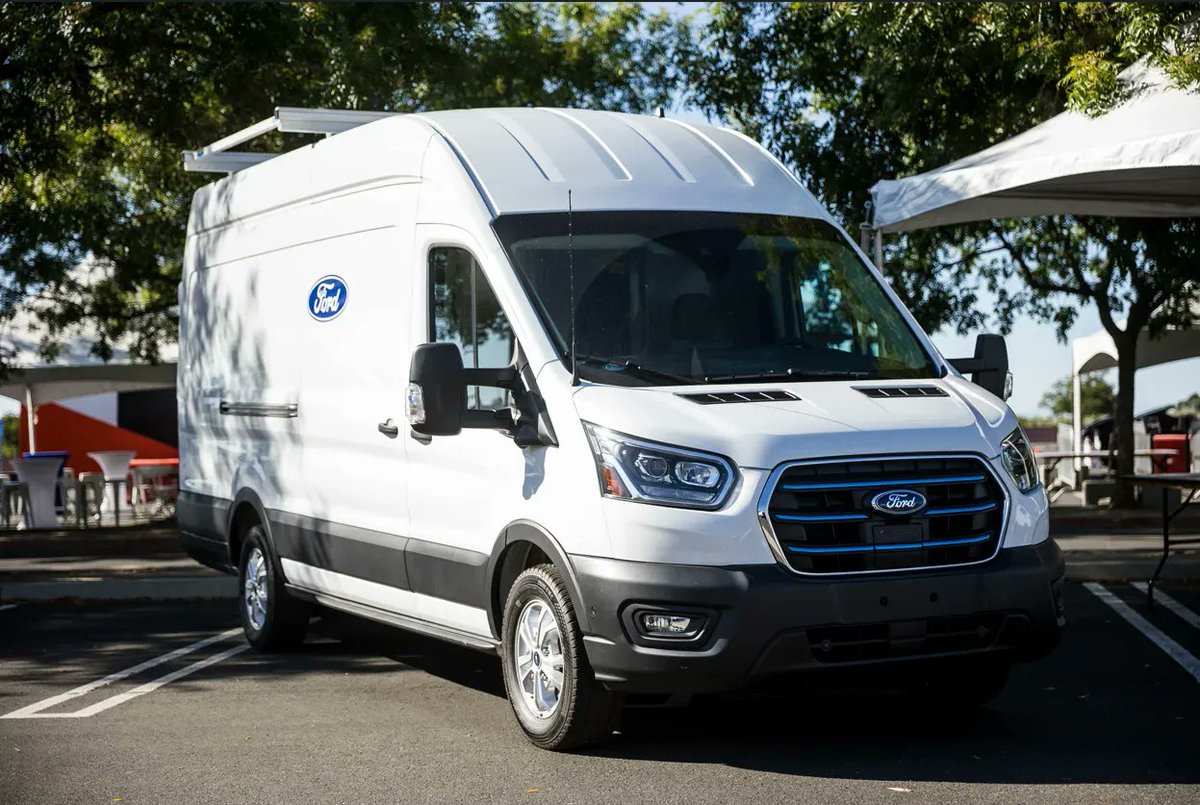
[225,489,284,575]
[485,520,591,639]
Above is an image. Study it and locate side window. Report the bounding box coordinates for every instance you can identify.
[430,247,515,410]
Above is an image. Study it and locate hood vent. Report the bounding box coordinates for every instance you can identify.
[856,386,948,399]
[679,390,799,405]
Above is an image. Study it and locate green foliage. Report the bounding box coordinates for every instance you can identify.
[1169,392,1200,418]
[1039,375,1116,423]
[0,415,18,460]
[0,2,680,365]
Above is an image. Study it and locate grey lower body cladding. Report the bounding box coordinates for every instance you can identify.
[176,491,488,609]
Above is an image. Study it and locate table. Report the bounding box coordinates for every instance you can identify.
[1036,449,1180,501]
[130,458,180,515]
[88,450,137,525]
[10,456,66,529]
[1121,473,1200,609]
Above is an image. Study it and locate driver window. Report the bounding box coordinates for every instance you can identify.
[430,247,515,410]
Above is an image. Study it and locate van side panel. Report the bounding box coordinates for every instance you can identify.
[179,152,422,580]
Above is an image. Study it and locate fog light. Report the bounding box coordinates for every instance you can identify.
[640,613,693,634]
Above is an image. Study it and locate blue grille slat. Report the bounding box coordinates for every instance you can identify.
[785,544,875,555]
[780,474,985,492]
[923,501,997,516]
[786,533,993,555]
[773,512,870,523]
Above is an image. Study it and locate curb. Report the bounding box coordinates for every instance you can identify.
[0,575,237,602]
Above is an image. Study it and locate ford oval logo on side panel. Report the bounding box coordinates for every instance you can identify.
[870,489,927,516]
[308,275,348,321]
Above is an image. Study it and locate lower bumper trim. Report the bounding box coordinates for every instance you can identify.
[573,540,1064,694]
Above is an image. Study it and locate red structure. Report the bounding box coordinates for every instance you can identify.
[18,402,177,475]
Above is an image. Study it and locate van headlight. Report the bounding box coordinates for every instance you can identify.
[1000,427,1039,493]
[582,423,736,509]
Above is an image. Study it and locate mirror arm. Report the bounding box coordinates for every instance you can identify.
[461,366,519,389]
[947,357,983,373]
[461,409,514,430]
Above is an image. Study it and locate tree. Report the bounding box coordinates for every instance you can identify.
[676,2,1200,506]
[1040,375,1115,424]
[0,2,680,364]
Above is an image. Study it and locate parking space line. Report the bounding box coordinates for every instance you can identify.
[1131,583,1200,632]
[1084,582,1200,684]
[70,642,249,717]
[0,604,17,612]
[1,627,243,720]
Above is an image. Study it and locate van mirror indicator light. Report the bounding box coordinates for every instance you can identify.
[405,383,426,426]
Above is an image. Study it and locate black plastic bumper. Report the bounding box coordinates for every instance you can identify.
[572,540,1065,694]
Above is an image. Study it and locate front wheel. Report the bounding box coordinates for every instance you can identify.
[500,564,622,750]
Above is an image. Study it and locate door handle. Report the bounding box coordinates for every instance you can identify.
[378,419,399,438]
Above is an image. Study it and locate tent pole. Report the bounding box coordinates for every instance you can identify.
[873,230,883,269]
[1071,371,1082,476]
[24,384,36,453]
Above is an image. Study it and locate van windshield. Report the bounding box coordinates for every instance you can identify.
[493,211,939,386]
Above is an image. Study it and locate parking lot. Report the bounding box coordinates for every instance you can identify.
[2,582,1199,804]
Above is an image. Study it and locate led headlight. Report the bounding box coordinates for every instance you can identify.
[582,423,736,509]
[1000,427,1039,493]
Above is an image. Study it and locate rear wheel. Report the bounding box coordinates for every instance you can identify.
[238,526,310,651]
[500,564,622,750]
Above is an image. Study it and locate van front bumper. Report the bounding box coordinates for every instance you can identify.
[572,540,1065,694]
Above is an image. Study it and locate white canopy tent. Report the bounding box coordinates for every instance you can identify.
[870,61,1200,236]
[869,61,1200,458]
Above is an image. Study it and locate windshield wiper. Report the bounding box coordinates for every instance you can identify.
[572,354,697,385]
[702,369,876,384]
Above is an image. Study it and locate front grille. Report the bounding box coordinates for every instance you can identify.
[763,455,1005,575]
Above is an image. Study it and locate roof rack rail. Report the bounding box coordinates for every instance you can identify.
[182,106,394,174]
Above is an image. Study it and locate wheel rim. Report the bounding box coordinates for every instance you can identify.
[244,547,268,631]
[513,599,564,720]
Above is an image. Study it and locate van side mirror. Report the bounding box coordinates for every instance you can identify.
[408,343,467,436]
[949,334,1012,400]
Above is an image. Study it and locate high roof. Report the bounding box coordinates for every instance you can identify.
[415,108,827,219]
[184,107,830,223]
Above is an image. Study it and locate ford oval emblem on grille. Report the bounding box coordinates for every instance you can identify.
[870,489,927,516]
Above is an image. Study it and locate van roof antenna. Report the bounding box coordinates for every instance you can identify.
[569,188,580,387]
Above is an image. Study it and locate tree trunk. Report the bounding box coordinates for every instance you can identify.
[1110,333,1139,509]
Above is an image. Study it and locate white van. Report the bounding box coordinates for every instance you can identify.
[178,107,1063,750]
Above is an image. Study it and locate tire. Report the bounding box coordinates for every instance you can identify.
[500,564,622,750]
[238,525,310,651]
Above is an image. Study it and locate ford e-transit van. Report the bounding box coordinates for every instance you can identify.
[178,107,1064,750]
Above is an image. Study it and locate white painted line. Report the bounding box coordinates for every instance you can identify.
[0,627,242,719]
[1132,583,1200,632]
[70,642,249,717]
[0,604,18,612]
[1084,582,1200,684]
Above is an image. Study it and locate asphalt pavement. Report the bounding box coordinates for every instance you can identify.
[2,582,1199,804]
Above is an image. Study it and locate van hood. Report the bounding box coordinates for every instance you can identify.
[569,376,1016,470]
